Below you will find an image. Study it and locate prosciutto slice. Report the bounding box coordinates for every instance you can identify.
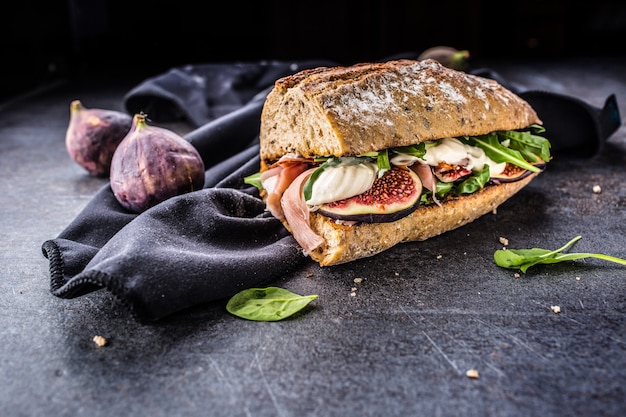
[281,168,324,254]
[410,162,441,206]
[262,162,309,220]
[411,162,436,192]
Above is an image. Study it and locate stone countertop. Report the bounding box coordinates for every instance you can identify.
[1,57,625,417]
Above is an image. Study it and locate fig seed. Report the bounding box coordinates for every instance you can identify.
[318,167,423,223]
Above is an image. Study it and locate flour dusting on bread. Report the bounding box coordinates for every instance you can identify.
[256,58,546,266]
[260,59,540,166]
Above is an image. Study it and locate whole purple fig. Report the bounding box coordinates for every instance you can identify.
[417,46,470,70]
[110,113,205,213]
[65,100,132,176]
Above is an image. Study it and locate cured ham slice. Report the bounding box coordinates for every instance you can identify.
[281,168,324,254]
[262,162,309,220]
[411,162,436,192]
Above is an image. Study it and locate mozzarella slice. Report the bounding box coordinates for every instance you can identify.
[306,162,377,206]
[423,138,506,175]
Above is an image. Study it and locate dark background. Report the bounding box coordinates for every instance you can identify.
[2,0,626,102]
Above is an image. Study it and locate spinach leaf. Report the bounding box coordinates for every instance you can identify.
[226,287,318,321]
[494,236,626,273]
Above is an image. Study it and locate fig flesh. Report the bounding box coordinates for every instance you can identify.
[317,167,422,223]
[65,100,132,176]
[110,114,205,213]
[490,162,546,183]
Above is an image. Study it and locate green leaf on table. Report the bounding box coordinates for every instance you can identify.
[226,287,318,321]
[494,235,626,273]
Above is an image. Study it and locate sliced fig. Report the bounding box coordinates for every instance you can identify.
[317,167,422,223]
[490,162,546,183]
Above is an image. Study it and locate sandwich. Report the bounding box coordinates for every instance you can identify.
[245,59,551,266]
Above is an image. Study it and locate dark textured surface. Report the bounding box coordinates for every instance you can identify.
[1,58,625,417]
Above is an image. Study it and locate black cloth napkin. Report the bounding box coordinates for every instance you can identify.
[41,57,622,322]
[470,68,622,156]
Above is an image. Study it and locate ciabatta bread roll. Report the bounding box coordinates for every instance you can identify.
[250,59,550,266]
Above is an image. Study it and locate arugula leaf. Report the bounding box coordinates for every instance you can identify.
[377,148,391,177]
[243,172,263,190]
[226,287,318,321]
[435,181,454,197]
[420,180,455,204]
[303,164,326,202]
[456,165,490,194]
[469,133,541,172]
[497,127,551,163]
[392,143,427,159]
[494,236,626,273]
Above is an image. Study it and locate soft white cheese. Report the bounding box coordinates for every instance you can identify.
[389,153,421,166]
[306,162,377,206]
[261,175,277,194]
[422,137,506,175]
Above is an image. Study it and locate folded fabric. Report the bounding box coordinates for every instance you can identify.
[124,60,336,127]
[470,68,621,156]
[42,57,622,322]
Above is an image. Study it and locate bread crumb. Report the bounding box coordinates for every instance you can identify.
[466,369,479,379]
[499,236,509,246]
[93,335,107,347]
[592,185,602,194]
[394,272,399,276]
[354,277,363,283]
[437,254,443,259]
[514,273,520,279]
[351,287,358,292]
[350,291,356,297]
[306,273,314,278]
[576,276,581,281]
[551,305,561,314]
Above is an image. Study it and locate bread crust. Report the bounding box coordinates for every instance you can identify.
[259,59,545,266]
[260,59,541,168]
[277,175,536,266]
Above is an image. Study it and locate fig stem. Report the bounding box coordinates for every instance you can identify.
[70,100,83,114]
[133,113,148,129]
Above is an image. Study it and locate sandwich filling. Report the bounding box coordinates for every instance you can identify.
[246,125,550,254]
